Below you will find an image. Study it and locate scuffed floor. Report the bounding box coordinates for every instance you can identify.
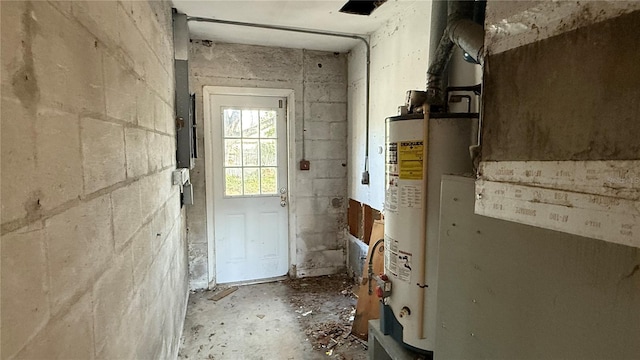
[178,275,368,360]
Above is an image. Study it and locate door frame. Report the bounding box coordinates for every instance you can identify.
[203,86,297,289]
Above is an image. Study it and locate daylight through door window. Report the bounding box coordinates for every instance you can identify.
[222,108,278,196]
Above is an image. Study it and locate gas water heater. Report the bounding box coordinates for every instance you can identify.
[379,112,475,354]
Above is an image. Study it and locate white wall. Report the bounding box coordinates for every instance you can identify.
[347,1,481,211]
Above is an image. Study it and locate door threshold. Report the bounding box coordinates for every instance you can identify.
[217,275,289,288]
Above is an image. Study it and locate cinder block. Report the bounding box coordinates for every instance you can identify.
[136,83,155,129]
[305,140,346,160]
[318,249,346,266]
[1,98,37,224]
[47,1,72,16]
[71,0,119,48]
[81,117,126,194]
[310,159,347,179]
[309,102,347,122]
[298,233,333,252]
[158,168,176,203]
[92,251,134,360]
[165,192,181,225]
[304,82,347,103]
[188,242,208,290]
[186,217,207,246]
[305,121,331,140]
[296,178,313,196]
[116,4,148,78]
[145,55,172,104]
[150,203,168,250]
[45,195,113,313]
[139,173,159,222]
[330,121,348,140]
[125,126,149,178]
[36,108,83,211]
[1,224,50,359]
[111,181,142,250]
[15,292,94,360]
[154,99,169,134]
[0,1,26,96]
[129,0,172,71]
[160,134,175,169]
[135,289,163,359]
[32,1,105,114]
[190,42,303,82]
[131,222,153,287]
[296,196,345,216]
[313,178,347,197]
[296,214,338,235]
[304,50,347,83]
[147,131,163,172]
[165,101,176,135]
[104,53,137,123]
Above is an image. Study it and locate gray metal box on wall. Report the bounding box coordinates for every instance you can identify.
[435,175,640,359]
[174,12,196,169]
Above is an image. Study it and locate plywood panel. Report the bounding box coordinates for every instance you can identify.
[351,220,385,339]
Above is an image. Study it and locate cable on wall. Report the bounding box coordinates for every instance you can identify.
[187,16,371,183]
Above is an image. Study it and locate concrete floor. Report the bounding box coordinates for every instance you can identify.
[178,275,368,360]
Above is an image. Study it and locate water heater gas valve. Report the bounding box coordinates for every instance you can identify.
[374,273,392,303]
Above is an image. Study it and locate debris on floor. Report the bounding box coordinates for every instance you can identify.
[178,274,366,360]
[208,286,238,301]
[285,274,367,359]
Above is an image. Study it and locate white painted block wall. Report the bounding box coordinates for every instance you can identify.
[1,1,188,359]
[347,1,480,212]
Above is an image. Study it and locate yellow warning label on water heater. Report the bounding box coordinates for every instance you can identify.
[398,141,424,180]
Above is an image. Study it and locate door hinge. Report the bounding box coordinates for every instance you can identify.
[279,100,283,109]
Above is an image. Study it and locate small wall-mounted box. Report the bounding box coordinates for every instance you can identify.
[172,168,193,205]
[172,168,190,186]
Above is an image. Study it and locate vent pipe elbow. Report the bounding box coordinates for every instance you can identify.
[426,0,485,106]
[448,18,485,66]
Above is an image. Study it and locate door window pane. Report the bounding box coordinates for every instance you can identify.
[242,110,259,138]
[242,140,259,166]
[224,139,242,167]
[243,168,260,195]
[225,168,243,196]
[261,167,277,194]
[223,109,241,137]
[260,140,277,166]
[260,110,277,138]
[222,105,280,197]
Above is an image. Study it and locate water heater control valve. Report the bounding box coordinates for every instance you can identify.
[374,273,392,301]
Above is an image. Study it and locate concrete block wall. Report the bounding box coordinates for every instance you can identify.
[1,1,188,359]
[187,41,348,289]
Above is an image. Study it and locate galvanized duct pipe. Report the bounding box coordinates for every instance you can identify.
[426,0,485,106]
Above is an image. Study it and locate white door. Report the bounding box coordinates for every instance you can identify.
[210,94,289,284]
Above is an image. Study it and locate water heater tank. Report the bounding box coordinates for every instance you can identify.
[383,113,474,352]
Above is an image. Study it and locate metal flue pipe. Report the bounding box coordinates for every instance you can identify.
[425,0,485,106]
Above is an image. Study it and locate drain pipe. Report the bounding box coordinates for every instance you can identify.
[187,17,371,181]
[425,1,485,106]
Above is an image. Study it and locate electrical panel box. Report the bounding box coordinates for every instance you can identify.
[174,12,196,169]
[175,63,196,169]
